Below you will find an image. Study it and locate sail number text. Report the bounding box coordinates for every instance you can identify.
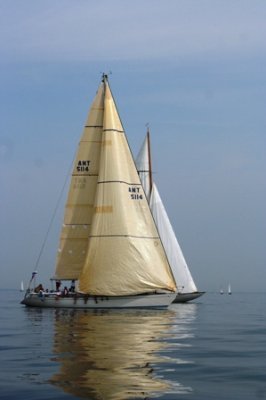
[77,160,90,172]
[129,186,143,200]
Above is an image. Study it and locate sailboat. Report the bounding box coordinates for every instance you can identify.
[20,281,24,292]
[136,128,204,303]
[21,75,177,309]
[228,283,232,295]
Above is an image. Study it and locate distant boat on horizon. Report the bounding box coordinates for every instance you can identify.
[228,283,232,295]
[20,281,24,292]
[220,288,224,295]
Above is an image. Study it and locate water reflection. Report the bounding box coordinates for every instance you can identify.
[50,305,197,399]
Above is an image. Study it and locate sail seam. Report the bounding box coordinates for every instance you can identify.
[63,223,91,226]
[84,125,103,128]
[72,173,98,177]
[88,235,160,239]
[103,128,124,133]
[80,140,102,143]
[97,180,142,185]
[59,238,89,241]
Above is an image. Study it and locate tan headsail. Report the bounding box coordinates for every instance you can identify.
[78,77,176,295]
[54,82,105,280]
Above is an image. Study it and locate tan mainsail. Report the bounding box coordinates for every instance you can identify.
[78,78,176,295]
[54,83,104,279]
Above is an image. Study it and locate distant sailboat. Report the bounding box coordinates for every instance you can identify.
[136,128,204,303]
[228,283,232,295]
[220,288,224,295]
[21,74,177,309]
[20,281,24,292]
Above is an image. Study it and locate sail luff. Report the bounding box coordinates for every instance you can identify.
[78,79,176,295]
[135,133,151,201]
[147,127,153,199]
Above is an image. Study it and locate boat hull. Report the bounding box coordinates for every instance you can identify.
[172,291,205,303]
[21,292,176,309]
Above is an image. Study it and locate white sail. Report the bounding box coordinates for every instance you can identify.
[150,184,198,293]
[135,128,152,201]
[136,133,198,294]
[228,283,232,294]
[20,281,24,292]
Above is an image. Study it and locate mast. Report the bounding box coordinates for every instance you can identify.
[102,72,108,88]
[136,128,152,202]
[146,125,153,199]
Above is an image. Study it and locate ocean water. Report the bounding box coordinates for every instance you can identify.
[0,290,265,400]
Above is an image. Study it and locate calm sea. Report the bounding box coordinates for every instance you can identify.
[0,290,265,400]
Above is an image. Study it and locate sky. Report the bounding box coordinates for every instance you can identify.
[0,0,265,292]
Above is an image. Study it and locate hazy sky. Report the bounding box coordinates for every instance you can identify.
[0,0,265,292]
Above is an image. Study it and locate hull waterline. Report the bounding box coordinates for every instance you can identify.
[172,291,205,303]
[21,292,176,309]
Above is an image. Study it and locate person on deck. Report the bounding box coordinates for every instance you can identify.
[35,284,44,293]
[70,280,75,292]
[63,286,68,296]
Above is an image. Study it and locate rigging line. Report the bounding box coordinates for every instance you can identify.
[33,154,76,272]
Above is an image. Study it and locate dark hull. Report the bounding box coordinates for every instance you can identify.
[172,291,205,303]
